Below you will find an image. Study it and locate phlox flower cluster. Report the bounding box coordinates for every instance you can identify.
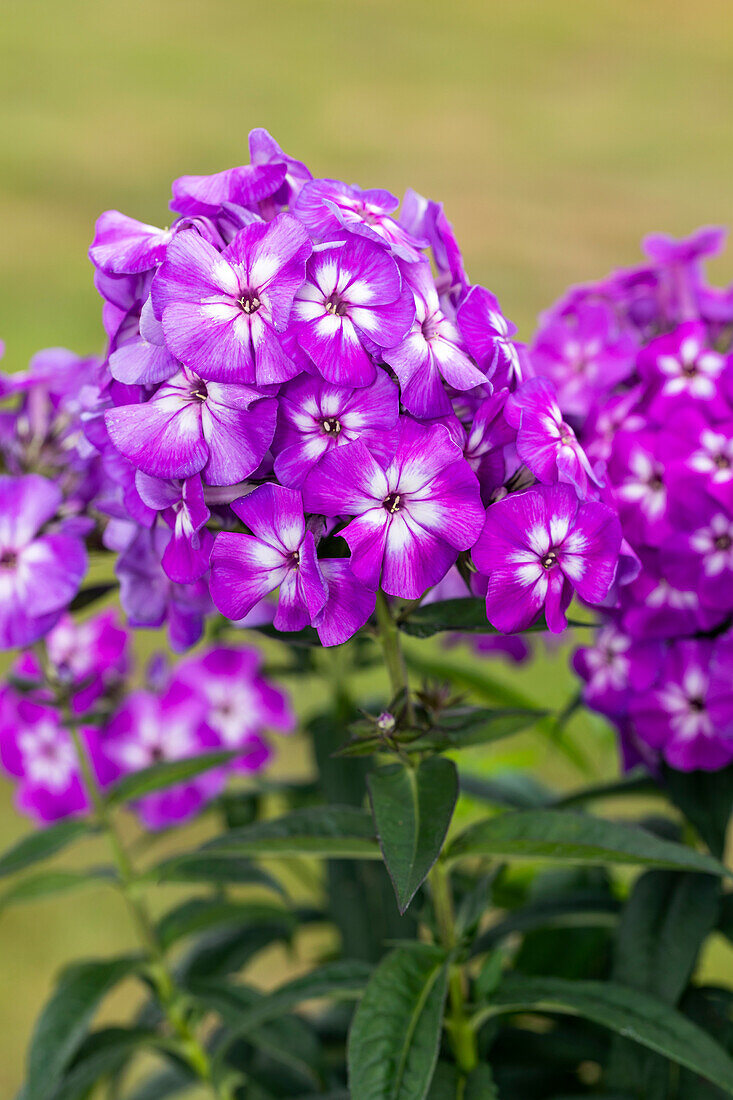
[0,611,293,827]
[531,228,733,770]
[80,129,620,641]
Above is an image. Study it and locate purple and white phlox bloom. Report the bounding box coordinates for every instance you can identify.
[108,297,179,386]
[294,179,424,261]
[170,161,287,218]
[473,484,621,634]
[115,525,210,651]
[400,190,468,309]
[177,646,295,770]
[661,477,733,610]
[210,484,327,630]
[152,215,312,385]
[606,429,686,548]
[135,473,213,583]
[629,638,733,771]
[572,625,662,719]
[273,372,399,487]
[0,475,87,650]
[105,368,276,486]
[639,321,726,406]
[530,302,636,418]
[382,263,486,417]
[90,211,174,275]
[506,378,601,499]
[456,285,522,388]
[102,682,222,829]
[303,419,484,599]
[291,238,414,387]
[0,693,109,824]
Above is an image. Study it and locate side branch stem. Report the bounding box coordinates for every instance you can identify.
[66,719,226,1096]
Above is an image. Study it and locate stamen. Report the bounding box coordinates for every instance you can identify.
[715,534,732,550]
[191,381,209,402]
[541,550,558,569]
[238,293,261,314]
[324,294,347,317]
[383,492,402,514]
[321,417,342,436]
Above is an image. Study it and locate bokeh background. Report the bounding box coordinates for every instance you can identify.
[2,0,733,1091]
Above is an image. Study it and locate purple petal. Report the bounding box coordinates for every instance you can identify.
[171,163,287,216]
[314,558,377,646]
[105,382,207,481]
[210,531,287,621]
[90,211,172,274]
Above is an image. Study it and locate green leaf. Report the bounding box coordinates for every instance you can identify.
[157,898,293,951]
[194,960,372,1036]
[662,764,733,858]
[480,975,733,1094]
[398,597,494,637]
[24,955,141,1100]
[464,1065,499,1099]
[460,770,552,810]
[121,1065,196,1100]
[177,916,295,986]
[426,1062,459,1098]
[368,758,458,914]
[0,819,93,880]
[203,806,380,860]
[605,870,721,1095]
[68,582,118,613]
[105,751,238,807]
[405,652,593,775]
[48,1026,156,1100]
[552,769,660,809]
[447,809,730,876]
[404,708,546,753]
[348,945,449,1100]
[0,867,115,911]
[150,853,284,895]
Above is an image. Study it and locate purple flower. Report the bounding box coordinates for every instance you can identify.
[0,693,108,824]
[293,179,423,260]
[115,525,210,651]
[176,646,294,770]
[661,477,733,610]
[108,297,179,386]
[456,285,522,387]
[170,162,287,218]
[400,190,467,309]
[312,559,377,647]
[606,429,686,548]
[16,610,129,716]
[210,484,327,630]
[152,215,312,385]
[573,625,662,718]
[290,238,414,387]
[382,263,486,417]
[629,638,733,771]
[303,419,484,599]
[506,378,601,498]
[273,372,400,488]
[135,473,213,583]
[639,321,726,404]
[530,302,636,418]
[0,475,87,650]
[473,484,622,633]
[90,211,173,275]
[105,368,277,485]
[248,128,312,209]
[102,682,223,829]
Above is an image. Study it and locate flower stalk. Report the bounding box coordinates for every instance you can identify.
[64,715,227,1097]
[372,591,478,1080]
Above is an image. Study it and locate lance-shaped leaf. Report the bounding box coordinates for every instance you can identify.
[192,960,372,1037]
[401,707,545,753]
[150,853,284,895]
[105,750,238,807]
[157,898,294,951]
[478,975,733,1094]
[447,809,730,876]
[368,758,458,914]
[0,818,94,880]
[202,806,380,860]
[348,945,449,1100]
[0,867,116,911]
[24,955,142,1100]
[398,597,495,637]
[48,1026,157,1100]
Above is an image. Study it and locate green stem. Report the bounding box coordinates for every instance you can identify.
[371,595,477,1080]
[374,589,415,724]
[429,862,478,1079]
[66,720,225,1094]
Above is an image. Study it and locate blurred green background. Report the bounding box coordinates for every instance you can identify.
[2,0,733,1092]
